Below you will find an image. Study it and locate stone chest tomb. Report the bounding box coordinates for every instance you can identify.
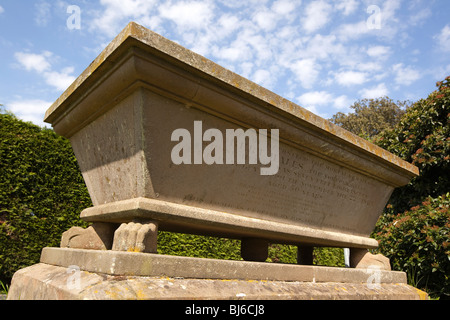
[8,22,425,300]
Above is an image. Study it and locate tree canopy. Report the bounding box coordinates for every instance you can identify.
[330,97,410,140]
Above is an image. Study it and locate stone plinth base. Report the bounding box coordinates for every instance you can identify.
[7,248,427,300]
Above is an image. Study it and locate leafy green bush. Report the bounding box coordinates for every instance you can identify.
[0,113,92,283]
[373,194,450,298]
[372,76,450,299]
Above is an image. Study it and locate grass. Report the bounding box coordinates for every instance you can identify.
[0,280,9,295]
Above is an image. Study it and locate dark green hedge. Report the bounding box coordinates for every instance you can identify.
[0,113,91,283]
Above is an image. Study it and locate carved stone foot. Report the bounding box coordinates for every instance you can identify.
[60,222,115,250]
[350,248,391,271]
[112,220,158,253]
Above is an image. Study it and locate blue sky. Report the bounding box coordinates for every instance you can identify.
[1,0,450,128]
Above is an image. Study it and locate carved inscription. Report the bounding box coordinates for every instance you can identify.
[181,144,385,234]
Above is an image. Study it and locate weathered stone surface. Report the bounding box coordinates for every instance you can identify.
[7,263,106,300]
[60,227,84,247]
[350,248,391,271]
[80,197,379,250]
[39,248,403,283]
[112,221,158,253]
[7,262,427,300]
[60,223,115,250]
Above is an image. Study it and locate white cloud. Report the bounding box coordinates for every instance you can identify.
[238,62,254,79]
[159,1,214,30]
[8,99,52,127]
[357,62,383,73]
[296,91,353,116]
[334,0,402,42]
[44,68,76,91]
[378,0,402,39]
[290,58,321,89]
[244,32,273,63]
[333,95,352,111]
[216,0,259,9]
[367,46,391,59]
[392,63,421,86]
[434,24,450,53]
[213,42,250,62]
[14,51,52,73]
[303,104,320,115]
[301,0,332,33]
[335,71,368,86]
[408,8,431,26]
[90,0,216,56]
[382,0,401,19]
[217,14,241,37]
[359,83,389,99]
[35,1,51,26]
[253,9,278,31]
[14,51,76,91]
[272,0,297,15]
[90,0,158,37]
[297,90,334,118]
[335,0,358,16]
[298,90,333,107]
[334,21,370,41]
[302,34,343,60]
[298,92,353,114]
[0,5,4,14]
[252,69,274,89]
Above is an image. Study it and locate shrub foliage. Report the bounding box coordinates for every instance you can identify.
[373,195,449,298]
[374,77,450,213]
[373,76,450,299]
